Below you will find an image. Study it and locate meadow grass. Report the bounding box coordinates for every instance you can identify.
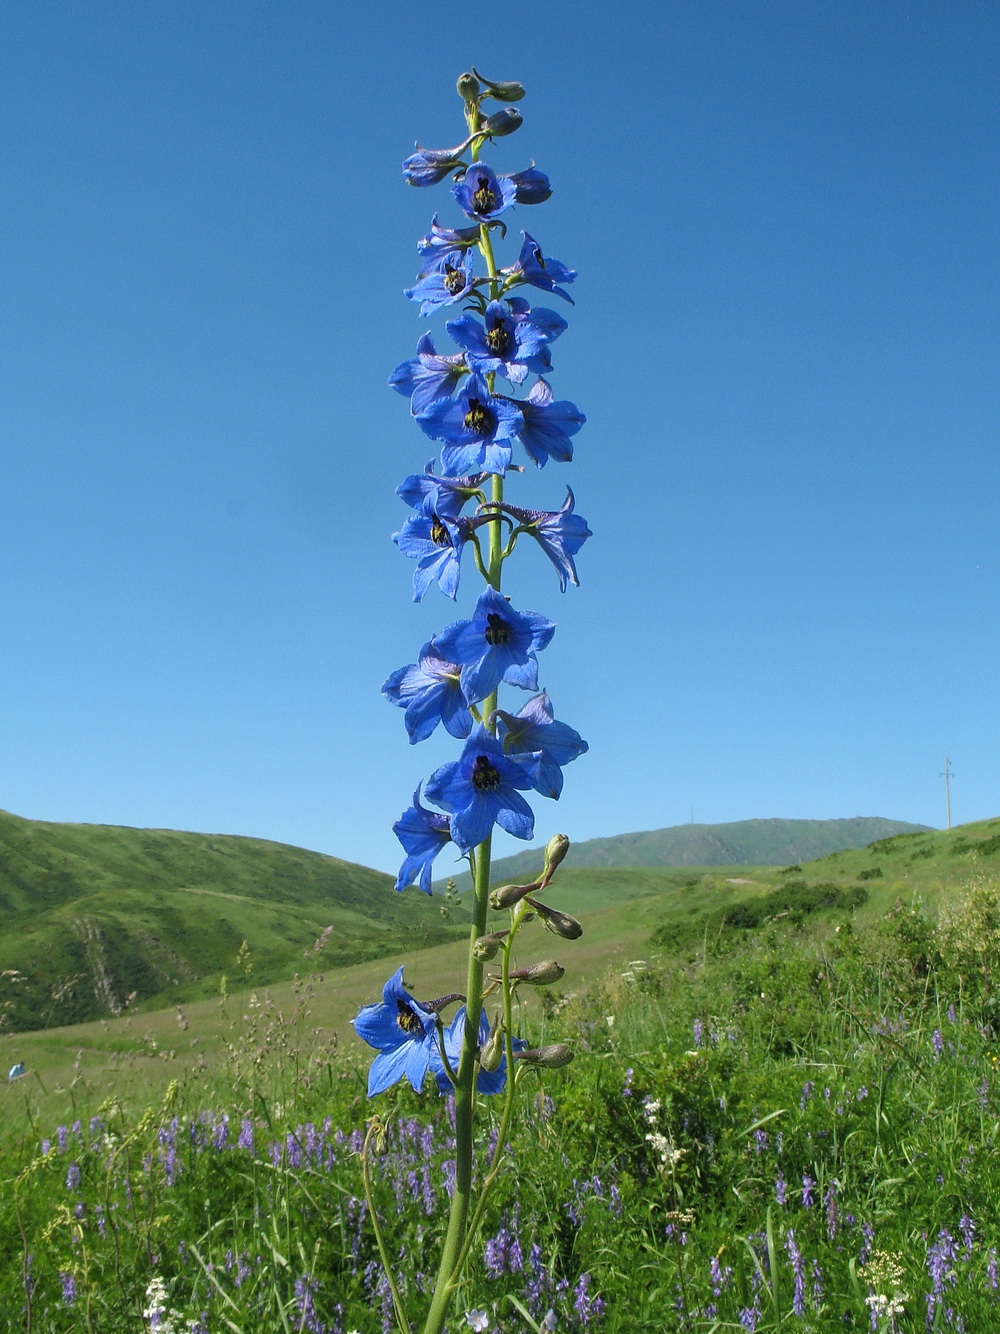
[4,868,1000,1331]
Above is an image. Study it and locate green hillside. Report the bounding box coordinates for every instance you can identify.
[0,809,464,1032]
[439,815,930,893]
[6,815,998,1125]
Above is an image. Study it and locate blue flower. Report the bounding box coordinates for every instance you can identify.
[397,460,490,518]
[512,379,585,467]
[431,1006,526,1094]
[504,231,577,304]
[416,373,523,477]
[496,691,588,799]
[383,648,472,742]
[452,162,518,221]
[446,299,566,385]
[391,787,453,891]
[495,487,592,590]
[433,585,556,704]
[415,215,481,272]
[405,252,478,317]
[424,726,537,852]
[352,967,440,1094]
[403,140,471,187]
[507,166,551,204]
[389,333,468,415]
[393,508,483,601]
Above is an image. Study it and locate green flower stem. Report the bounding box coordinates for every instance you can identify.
[447,903,527,1282]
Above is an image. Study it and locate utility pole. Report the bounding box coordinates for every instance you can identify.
[940,758,953,830]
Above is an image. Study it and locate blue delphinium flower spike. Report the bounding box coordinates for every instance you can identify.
[424,726,538,852]
[383,648,473,742]
[352,967,440,1094]
[504,231,577,303]
[495,691,588,799]
[433,585,555,704]
[391,788,453,892]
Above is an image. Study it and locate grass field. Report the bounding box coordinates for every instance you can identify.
[4,817,1000,1332]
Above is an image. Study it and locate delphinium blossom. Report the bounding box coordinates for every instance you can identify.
[353,67,593,1334]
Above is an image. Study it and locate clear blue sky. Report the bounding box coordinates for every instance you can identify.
[3,1,998,877]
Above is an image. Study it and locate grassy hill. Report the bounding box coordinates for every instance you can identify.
[7,814,998,1124]
[0,809,464,1032]
[438,815,930,893]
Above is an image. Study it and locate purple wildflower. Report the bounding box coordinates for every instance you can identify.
[825,1181,839,1240]
[775,1173,787,1206]
[932,1028,944,1059]
[65,1163,80,1190]
[692,1018,704,1048]
[960,1213,975,1259]
[785,1230,806,1316]
[294,1275,325,1334]
[59,1272,77,1306]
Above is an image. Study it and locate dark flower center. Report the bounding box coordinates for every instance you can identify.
[396,1000,424,1035]
[471,755,501,791]
[484,613,509,646]
[463,398,494,436]
[485,323,512,356]
[473,185,498,215]
[430,515,452,547]
[444,265,467,295]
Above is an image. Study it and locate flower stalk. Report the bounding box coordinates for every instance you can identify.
[355,69,592,1334]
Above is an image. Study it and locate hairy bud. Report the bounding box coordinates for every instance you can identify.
[526,897,583,940]
[509,960,565,986]
[515,1043,574,1069]
[490,880,541,911]
[541,833,570,883]
[456,71,480,103]
[479,1021,504,1072]
[472,68,526,103]
[473,930,509,962]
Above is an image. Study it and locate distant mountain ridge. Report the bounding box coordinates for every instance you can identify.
[0,809,463,1032]
[437,816,931,892]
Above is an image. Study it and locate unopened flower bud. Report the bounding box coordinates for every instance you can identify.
[479,1023,504,1072]
[490,880,541,911]
[509,960,565,986]
[541,834,570,883]
[515,1043,574,1069]
[456,71,480,103]
[472,68,526,103]
[483,107,523,137]
[526,897,583,941]
[473,930,509,962]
